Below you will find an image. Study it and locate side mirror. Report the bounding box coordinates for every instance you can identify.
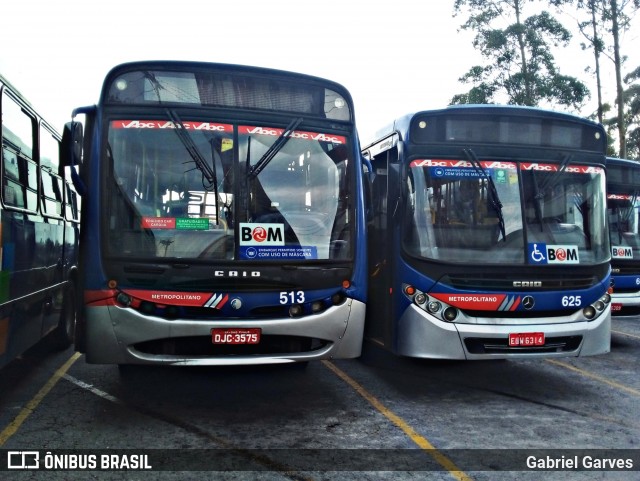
[362,156,375,223]
[61,121,86,196]
[61,121,83,168]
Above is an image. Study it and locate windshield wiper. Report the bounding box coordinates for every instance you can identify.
[538,154,573,193]
[531,170,545,231]
[616,190,639,243]
[143,71,164,102]
[462,148,506,242]
[248,117,303,178]
[530,154,573,232]
[166,109,218,191]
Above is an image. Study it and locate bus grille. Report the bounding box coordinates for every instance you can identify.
[445,275,597,291]
[458,309,578,319]
[464,336,582,354]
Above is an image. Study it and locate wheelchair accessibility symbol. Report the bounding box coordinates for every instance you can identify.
[528,243,547,264]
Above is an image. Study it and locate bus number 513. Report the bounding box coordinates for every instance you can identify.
[280,291,305,304]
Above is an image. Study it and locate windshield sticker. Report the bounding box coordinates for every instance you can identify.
[430,167,493,179]
[239,223,285,246]
[528,243,580,264]
[520,163,604,174]
[412,159,516,179]
[240,246,318,260]
[240,125,346,145]
[612,246,634,259]
[410,159,517,170]
[142,217,210,230]
[142,217,175,229]
[608,194,634,200]
[412,159,603,175]
[221,138,233,152]
[111,120,233,132]
[176,218,209,230]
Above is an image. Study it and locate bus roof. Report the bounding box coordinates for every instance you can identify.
[0,73,61,136]
[365,104,604,148]
[606,156,640,167]
[363,104,606,160]
[98,60,355,122]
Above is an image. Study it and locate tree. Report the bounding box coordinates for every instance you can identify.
[622,66,640,158]
[571,0,606,124]
[556,0,640,157]
[603,0,639,158]
[452,0,589,109]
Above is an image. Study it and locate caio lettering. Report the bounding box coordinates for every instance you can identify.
[513,281,542,287]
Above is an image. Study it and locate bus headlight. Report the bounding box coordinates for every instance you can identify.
[331,293,346,305]
[289,305,304,317]
[443,307,458,322]
[582,293,610,321]
[116,292,132,307]
[139,301,155,315]
[427,301,441,314]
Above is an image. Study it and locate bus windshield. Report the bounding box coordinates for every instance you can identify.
[608,192,640,252]
[403,158,608,265]
[106,118,352,262]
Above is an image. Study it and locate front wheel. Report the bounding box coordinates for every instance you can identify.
[49,284,77,350]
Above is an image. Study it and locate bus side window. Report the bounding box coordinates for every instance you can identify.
[2,92,36,212]
[42,170,64,218]
[2,149,25,209]
[65,183,80,221]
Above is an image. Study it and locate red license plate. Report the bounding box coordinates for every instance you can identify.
[611,303,623,312]
[509,332,545,347]
[211,328,261,345]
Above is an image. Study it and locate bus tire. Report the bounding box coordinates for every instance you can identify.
[49,284,77,350]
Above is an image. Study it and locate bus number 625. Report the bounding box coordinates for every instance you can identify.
[561,295,582,307]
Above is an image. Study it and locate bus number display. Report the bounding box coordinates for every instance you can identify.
[279,291,305,304]
[561,295,582,307]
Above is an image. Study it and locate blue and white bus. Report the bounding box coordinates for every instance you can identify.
[362,105,611,359]
[0,74,80,369]
[64,61,368,367]
[606,156,640,317]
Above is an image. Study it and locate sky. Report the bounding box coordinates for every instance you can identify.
[0,0,637,144]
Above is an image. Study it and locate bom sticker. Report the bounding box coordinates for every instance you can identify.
[239,223,285,246]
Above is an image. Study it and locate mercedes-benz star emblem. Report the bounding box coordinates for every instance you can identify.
[522,295,535,310]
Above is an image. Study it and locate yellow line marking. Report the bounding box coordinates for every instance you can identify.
[322,360,473,481]
[0,351,82,446]
[612,329,640,340]
[546,359,640,397]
